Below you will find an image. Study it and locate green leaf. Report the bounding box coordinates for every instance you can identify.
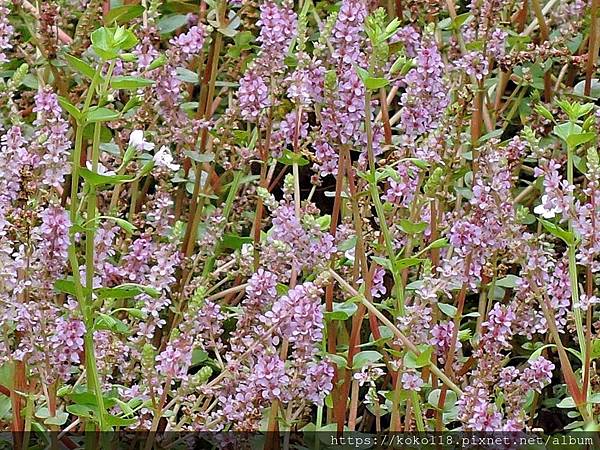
[352,350,383,369]
[458,328,472,341]
[67,390,99,405]
[553,122,582,146]
[276,283,289,296]
[278,149,309,166]
[90,26,137,60]
[404,345,433,368]
[566,132,596,149]
[82,123,113,143]
[181,102,199,113]
[184,150,215,163]
[58,96,82,121]
[113,26,138,50]
[35,407,51,419]
[113,398,134,417]
[87,107,120,123]
[95,283,160,300]
[79,168,134,186]
[538,218,576,246]
[389,55,413,75]
[326,354,347,369]
[111,75,155,90]
[437,303,457,318]
[355,65,370,83]
[147,54,166,71]
[398,219,427,234]
[54,278,77,296]
[364,77,389,90]
[228,31,255,57]
[573,79,600,99]
[44,411,69,426]
[191,349,209,366]
[395,257,423,271]
[105,4,145,24]
[91,28,119,60]
[110,217,136,233]
[64,54,96,79]
[495,274,521,289]
[428,389,457,411]
[557,397,576,409]
[451,12,471,30]
[478,128,504,144]
[591,339,600,359]
[118,308,145,319]
[534,104,554,122]
[0,395,10,420]
[175,67,199,83]
[22,74,39,90]
[158,15,188,34]
[316,215,331,231]
[94,313,130,334]
[418,238,448,255]
[371,256,392,271]
[90,216,136,233]
[529,343,581,362]
[325,301,358,321]
[66,404,96,419]
[338,236,357,252]
[95,286,142,300]
[220,233,253,250]
[354,63,389,89]
[105,414,137,427]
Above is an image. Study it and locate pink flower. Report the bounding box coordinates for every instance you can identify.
[401,371,423,391]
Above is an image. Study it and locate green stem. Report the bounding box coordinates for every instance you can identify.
[23,394,33,450]
[201,171,243,278]
[364,89,405,314]
[82,122,107,430]
[144,376,172,450]
[70,67,102,222]
[68,60,115,431]
[567,144,586,366]
[410,391,425,431]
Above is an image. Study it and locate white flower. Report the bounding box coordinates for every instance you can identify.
[86,161,116,176]
[128,130,155,151]
[153,146,180,171]
[533,195,561,219]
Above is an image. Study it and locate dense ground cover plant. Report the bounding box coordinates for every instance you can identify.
[0,0,599,445]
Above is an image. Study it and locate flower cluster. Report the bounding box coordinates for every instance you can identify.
[0,0,13,63]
